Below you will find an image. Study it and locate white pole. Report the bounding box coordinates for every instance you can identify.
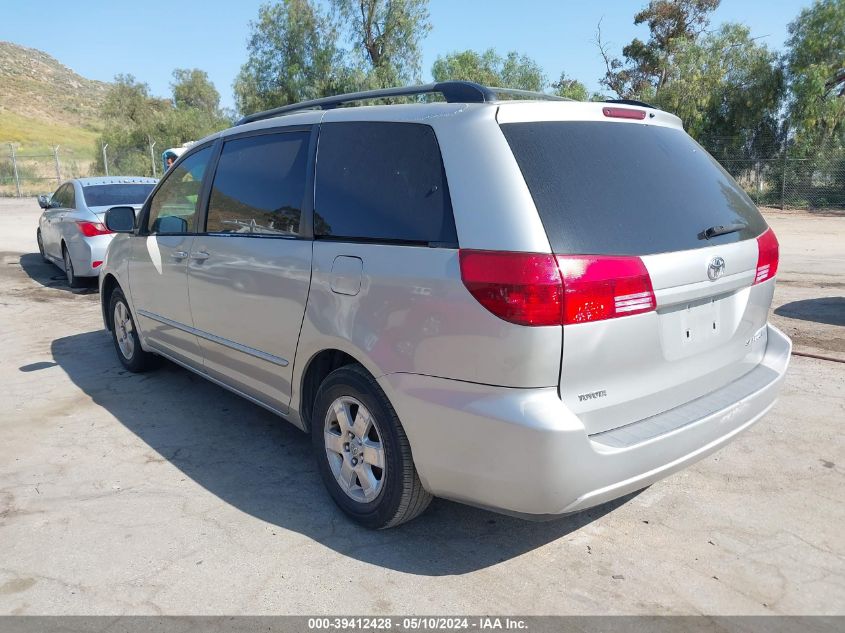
[102,143,109,177]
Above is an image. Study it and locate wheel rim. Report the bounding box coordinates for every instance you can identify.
[63,250,74,284]
[323,395,386,503]
[113,301,135,360]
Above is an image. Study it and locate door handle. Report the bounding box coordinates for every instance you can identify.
[190,251,210,261]
[172,251,188,259]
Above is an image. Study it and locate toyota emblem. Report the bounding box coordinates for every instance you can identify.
[707,256,726,281]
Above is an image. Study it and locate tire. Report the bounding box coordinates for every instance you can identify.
[36,228,47,262]
[109,288,158,372]
[62,244,84,288]
[312,364,432,528]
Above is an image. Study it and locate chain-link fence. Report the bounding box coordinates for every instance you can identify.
[0,144,93,197]
[3,135,844,210]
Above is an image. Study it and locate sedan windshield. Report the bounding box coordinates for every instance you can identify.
[82,184,155,207]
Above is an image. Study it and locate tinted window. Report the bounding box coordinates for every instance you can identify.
[82,184,155,207]
[206,132,308,235]
[52,183,75,208]
[314,122,456,245]
[147,146,212,234]
[500,122,768,256]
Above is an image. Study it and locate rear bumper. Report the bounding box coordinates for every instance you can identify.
[378,323,791,517]
[66,234,111,277]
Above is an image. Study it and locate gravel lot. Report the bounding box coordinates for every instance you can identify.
[0,198,842,615]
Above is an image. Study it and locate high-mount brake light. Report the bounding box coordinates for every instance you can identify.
[602,107,646,120]
[754,228,779,284]
[557,255,656,324]
[459,250,657,326]
[76,221,113,237]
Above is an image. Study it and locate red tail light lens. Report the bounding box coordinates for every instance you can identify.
[459,250,657,326]
[754,228,779,284]
[76,221,113,237]
[459,250,562,326]
[92,260,103,268]
[557,255,655,324]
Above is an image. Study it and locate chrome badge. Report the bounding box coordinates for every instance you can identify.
[707,256,726,281]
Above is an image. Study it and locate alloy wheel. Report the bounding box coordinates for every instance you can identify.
[323,395,386,503]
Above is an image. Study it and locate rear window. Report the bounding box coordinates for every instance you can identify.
[314,122,457,245]
[82,183,155,207]
[500,122,767,256]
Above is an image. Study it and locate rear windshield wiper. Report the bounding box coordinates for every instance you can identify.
[698,222,747,241]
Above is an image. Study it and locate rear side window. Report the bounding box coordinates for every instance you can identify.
[314,122,457,245]
[83,184,155,207]
[500,122,768,256]
[206,132,309,236]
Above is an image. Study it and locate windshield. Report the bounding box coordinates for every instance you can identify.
[82,183,156,208]
[500,122,768,256]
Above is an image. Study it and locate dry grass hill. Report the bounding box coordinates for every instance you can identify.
[0,41,109,162]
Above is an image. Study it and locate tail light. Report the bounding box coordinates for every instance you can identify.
[557,255,655,324]
[754,228,779,284]
[76,221,113,237]
[459,250,562,326]
[459,250,656,326]
[92,260,103,268]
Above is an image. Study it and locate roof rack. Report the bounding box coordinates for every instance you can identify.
[235,81,567,125]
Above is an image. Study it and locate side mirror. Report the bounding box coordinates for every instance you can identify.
[37,195,51,209]
[151,215,188,234]
[105,206,136,233]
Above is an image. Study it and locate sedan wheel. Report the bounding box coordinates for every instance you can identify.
[62,246,83,288]
[36,229,46,262]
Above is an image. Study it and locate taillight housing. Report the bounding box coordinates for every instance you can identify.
[76,221,113,237]
[459,250,656,326]
[602,107,646,120]
[459,250,562,326]
[557,255,655,324]
[754,228,779,284]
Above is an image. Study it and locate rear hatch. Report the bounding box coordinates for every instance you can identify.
[499,103,778,434]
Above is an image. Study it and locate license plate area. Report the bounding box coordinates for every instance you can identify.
[658,292,737,361]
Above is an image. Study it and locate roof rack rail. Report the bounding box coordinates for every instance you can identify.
[604,98,659,109]
[235,81,567,125]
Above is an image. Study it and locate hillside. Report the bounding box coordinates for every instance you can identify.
[0,41,108,159]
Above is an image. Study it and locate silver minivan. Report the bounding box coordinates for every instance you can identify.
[100,82,791,528]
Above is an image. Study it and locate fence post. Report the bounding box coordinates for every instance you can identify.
[780,148,788,210]
[149,138,157,178]
[755,161,762,204]
[53,145,62,185]
[102,143,109,177]
[8,143,21,198]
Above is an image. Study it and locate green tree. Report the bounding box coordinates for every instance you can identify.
[784,0,845,154]
[599,0,720,100]
[656,23,784,160]
[96,72,229,176]
[171,68,221,114]
[332,0,431,87]
[432,49,546,91]
[551,72,590,100]
[233,0,352,114]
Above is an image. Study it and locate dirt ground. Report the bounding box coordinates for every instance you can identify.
[0,198,842,616]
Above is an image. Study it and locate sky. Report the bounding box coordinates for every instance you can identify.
[1,0,811,112]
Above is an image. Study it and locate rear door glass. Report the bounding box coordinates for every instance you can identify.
[314,122,457,245]
[500,122,767,256]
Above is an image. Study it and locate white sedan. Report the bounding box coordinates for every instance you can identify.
[37,177,157,287]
